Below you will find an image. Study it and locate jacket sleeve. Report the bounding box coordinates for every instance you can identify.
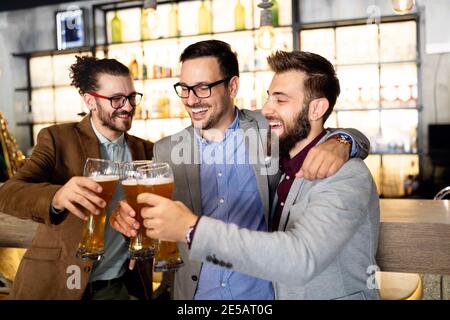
[189,160,377,286]
[0,127,62,226]
[327,128,371,159]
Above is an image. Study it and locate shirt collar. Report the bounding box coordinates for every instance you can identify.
[90,117,125,147]
[280,129,327,176]
[195,107,240,145]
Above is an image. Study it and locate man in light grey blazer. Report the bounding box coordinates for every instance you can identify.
[112,41,373,300]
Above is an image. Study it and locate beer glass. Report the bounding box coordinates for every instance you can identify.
[137,162,184,272]
[76,158,120,260]
[122,160,157,260]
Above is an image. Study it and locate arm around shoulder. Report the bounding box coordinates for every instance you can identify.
[328,128,370,159]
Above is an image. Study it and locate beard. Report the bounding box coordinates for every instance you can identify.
[279,106,311,157]
[96,103,135,133]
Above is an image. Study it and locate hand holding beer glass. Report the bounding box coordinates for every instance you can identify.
[76,158,120,260]
[122,160,156,260]
[137,162,184,272]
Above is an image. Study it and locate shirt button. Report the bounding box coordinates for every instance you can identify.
[280,202,284,206]
[286,176,290,180]
[221,282,227,288]
[218,172,222,177]
[191,275,198,281]
[219,198,225,204]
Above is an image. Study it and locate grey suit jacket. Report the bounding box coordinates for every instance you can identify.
[190,132,380,300]
[154,109,372,300]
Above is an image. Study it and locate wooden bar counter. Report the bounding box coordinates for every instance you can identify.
[1,199,450,275]
[377,199,450,275]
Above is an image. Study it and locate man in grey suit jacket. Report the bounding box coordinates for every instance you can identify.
[112,41,373,300]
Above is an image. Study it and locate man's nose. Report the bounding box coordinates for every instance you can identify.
[186,89,201,106]
[261,99,273,117]
[121,98,134,112]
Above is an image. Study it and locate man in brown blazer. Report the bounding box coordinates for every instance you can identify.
[0,56,154,300]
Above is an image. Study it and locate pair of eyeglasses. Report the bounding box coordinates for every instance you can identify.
[89,92,143,109]
[173,77,232,99]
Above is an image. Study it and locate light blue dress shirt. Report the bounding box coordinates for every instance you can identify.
[89,120,132,282]
[194,110,274,300]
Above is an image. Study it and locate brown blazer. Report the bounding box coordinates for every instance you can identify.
[0,116,154,299]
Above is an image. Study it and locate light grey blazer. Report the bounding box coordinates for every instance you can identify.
[190,132,380,300]
[154,109,372,300]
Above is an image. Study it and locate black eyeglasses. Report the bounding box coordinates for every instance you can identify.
[89,92,143,109]
[173,77,232,98]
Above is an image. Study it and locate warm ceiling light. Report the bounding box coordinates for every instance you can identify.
[257,0,275,50]
[391,0,416,15]
[143,0,158,32]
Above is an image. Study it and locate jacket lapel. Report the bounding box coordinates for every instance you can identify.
[75,116,101,161]
[182,127,202,215]
[126,134,148,161]
[278,178,304,231]
[239,112,271,225]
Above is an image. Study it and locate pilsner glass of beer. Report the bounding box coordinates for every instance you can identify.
[137,162,184,272]
[122,160,157,260]
[76,158,120,260]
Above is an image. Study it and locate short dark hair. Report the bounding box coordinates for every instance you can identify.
[179,40,239,82]
[267,51,340,122]
[69,55,130,95]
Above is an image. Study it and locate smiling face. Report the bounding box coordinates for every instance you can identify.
[262,70,312,155]
[179,57,237,134]
[85,73,136,139]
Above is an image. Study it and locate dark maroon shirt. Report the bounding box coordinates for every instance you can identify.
[271,130,327,231]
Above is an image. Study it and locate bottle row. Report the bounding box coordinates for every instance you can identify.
[336,84,418,109]
[109,0,285,43]
[364,154,419,198]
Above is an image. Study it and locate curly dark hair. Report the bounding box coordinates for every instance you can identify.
[69,55,130,95]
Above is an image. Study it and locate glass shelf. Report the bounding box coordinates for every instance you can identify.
[302,19,420,197]
[100,26,293,47]
[334,106,421,112]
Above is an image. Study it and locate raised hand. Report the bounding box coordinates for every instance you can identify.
[51,176,106,220]
[109,200,140,238]
[137,193,198,243]
[296,137,350,180]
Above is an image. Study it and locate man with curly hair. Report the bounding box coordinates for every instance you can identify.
[0,56,154,300]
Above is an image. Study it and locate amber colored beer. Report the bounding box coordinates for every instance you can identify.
[138,178,183,267]
[123,179,156,257]
[77,175,119,259]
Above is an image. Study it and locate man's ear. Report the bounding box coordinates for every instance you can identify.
[309,98,329,122]
[228,76,240,99]
[83,93,97,112]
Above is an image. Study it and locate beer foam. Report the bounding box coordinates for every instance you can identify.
[138,177,173,186]
[122,179,138,186]
[91,175,120,182]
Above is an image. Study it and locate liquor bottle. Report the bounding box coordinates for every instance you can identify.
[234,0,246,31]
[271,0,279,27]
[198,0,212,34]
[129,55,139,80]
[134,104,142,120]
[111,11,122,43]
[168,3,179,37]
[142,56,148,80]
[141,8,150,40]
